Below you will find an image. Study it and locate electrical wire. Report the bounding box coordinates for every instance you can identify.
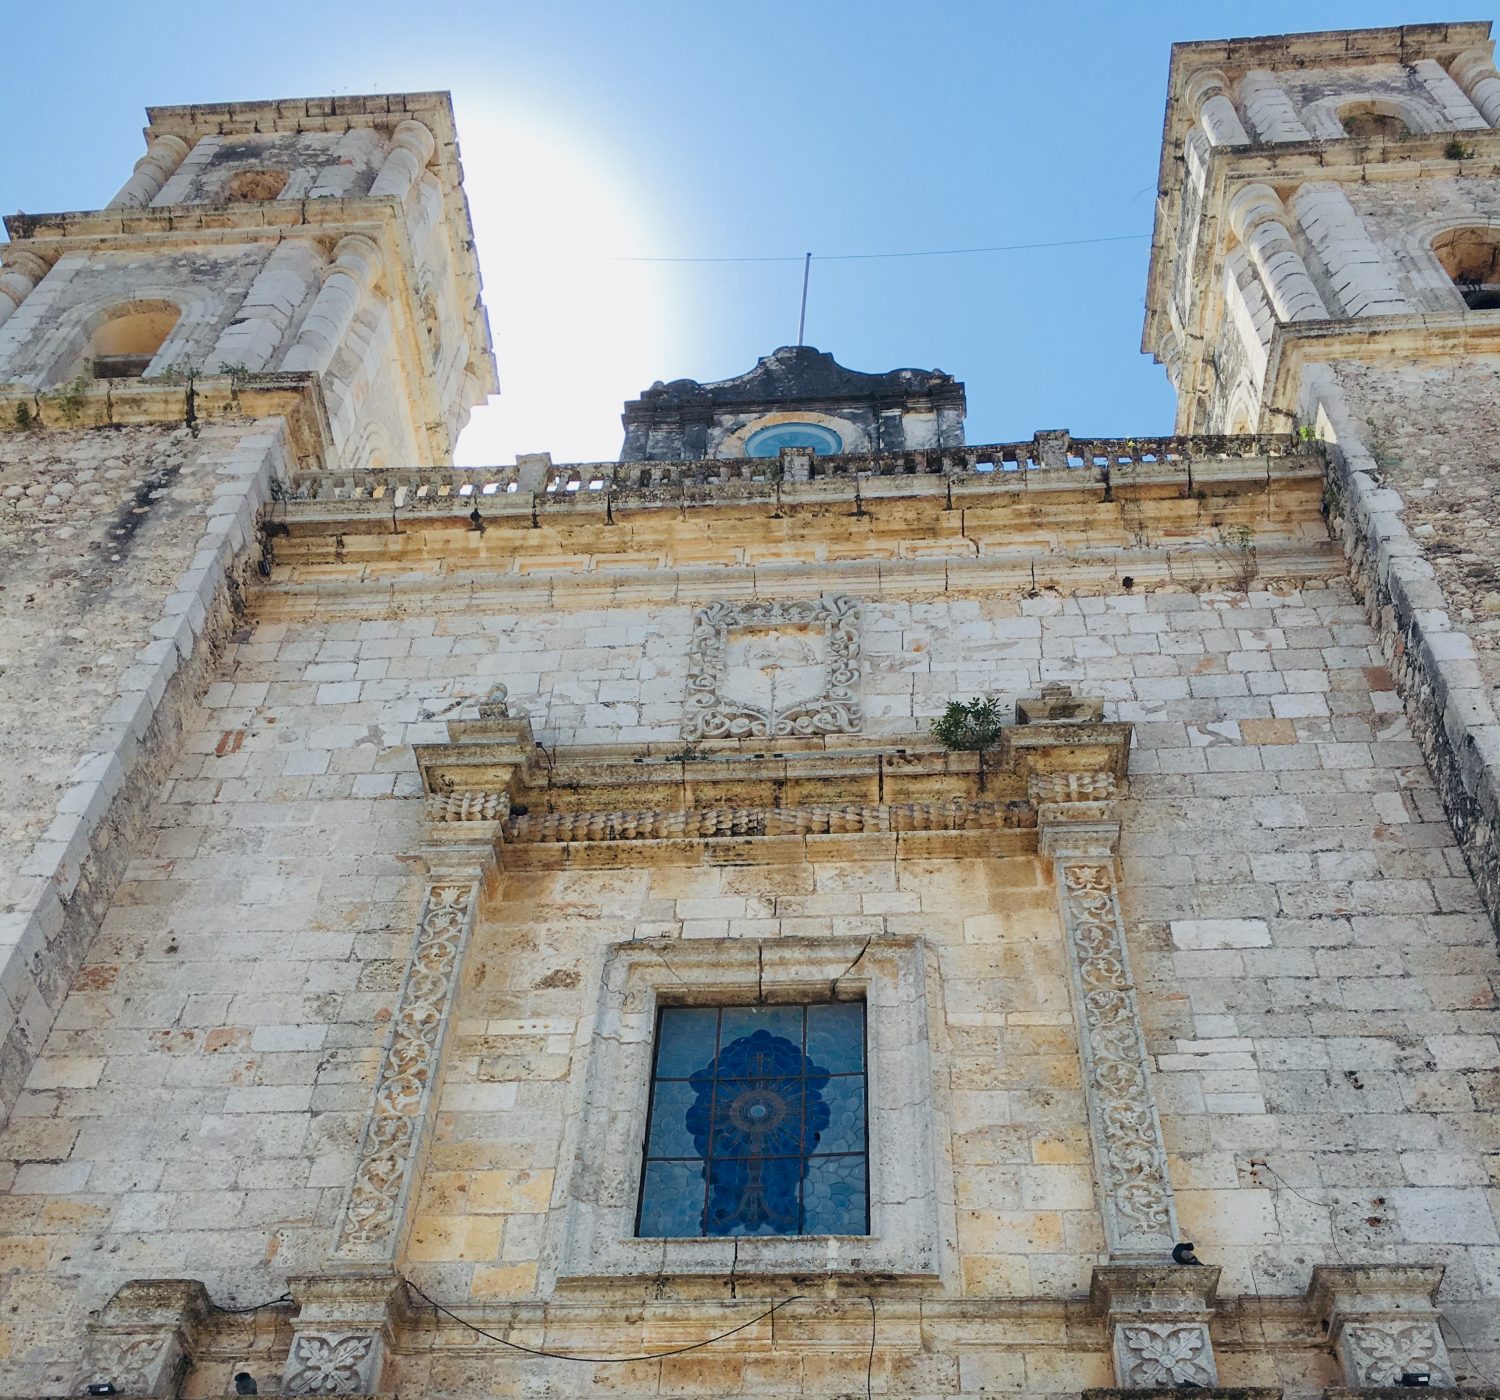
[864,1295,876,1400]
[401,1279,803,1364]
[605,233,1149,264]
[1438,1313,1499,1388]
[209,1293,294,1314]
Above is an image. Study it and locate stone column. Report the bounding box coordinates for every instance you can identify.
[329,852,492,1265]
[280,235,382,375]
[369,119,436,200]
[1091,1265,1222,1389]
[282,1275,405,1396]
[1451,48,1500,128]
[0,249,50,331]
[1035,776,1180,1261]
[1239,69,1312,141]
[106,134,192,209]
[1309,1266,1456,1389]
[1185,69,1250,147]
[1228,183,1330,324]
[82,1280,210,1397]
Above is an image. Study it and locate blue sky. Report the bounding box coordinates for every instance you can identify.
[2,1,1488,464]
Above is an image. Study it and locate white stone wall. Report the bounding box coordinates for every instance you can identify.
[1,578,1497,1392]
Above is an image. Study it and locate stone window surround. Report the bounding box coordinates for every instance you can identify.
[552,933,944,1281]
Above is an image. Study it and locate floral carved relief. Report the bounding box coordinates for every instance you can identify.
[332,881,478,1259]
[1116,1322,1217,1388]
[682,594,861,740]
[1342,1321,1454,1387]
[1057,860,1178,1255]
[283,1333,378,1396]
[88,1335,180,1397]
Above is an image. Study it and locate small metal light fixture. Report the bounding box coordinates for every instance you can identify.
[1399,1373,1431,1388]
[86,1385,117,1396]
[469,505,485,534]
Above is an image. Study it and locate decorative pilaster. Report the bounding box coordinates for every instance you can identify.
[82,1280,210,1397]
[1036,773,1179,1261]
[1092,1265,1222,1389]
[330,857,490,1265]
[0,250,49,331]
[1309,1266,1456,1389]
[280,235,382,375]
[1227,183,1331,324]
[282,1274,405,1396]
[1185,69,1250,146]
[106,134,192,209]
[369,119,436,200]
[1451,49,1500,127]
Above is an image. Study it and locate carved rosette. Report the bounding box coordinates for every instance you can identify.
[86,1334,183,1397]
[681,593,861,740]
[1115,1321,1217,1388]
[1056,859,1178,1256]
[1340,1321,1453,1387]
[81,1280,210,1398]
[283,1332,380,1396]
[332,880,479,1261]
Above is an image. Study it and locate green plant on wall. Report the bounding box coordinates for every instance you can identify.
[51,374,90,425]
[931,695,1005,790]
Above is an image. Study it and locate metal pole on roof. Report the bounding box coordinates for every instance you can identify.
[797,252,811,346]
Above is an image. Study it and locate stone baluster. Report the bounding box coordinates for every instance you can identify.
[369,118,436,199]
[1451,48,1500,128]
[1309,1266,1455,1389]
[106,134,191,209]
[280,234,382,374]
[0,250,50,331]
[1228,183,1330,323]
[1185,68,1250,146]
[1239,69,1312,141]
[82,1280,211,1397]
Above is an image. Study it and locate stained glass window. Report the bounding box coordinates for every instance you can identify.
[636,1002,868,1238]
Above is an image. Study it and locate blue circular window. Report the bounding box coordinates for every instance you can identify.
[744,422,843,457]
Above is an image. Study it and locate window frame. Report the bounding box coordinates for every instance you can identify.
[553,934,943,1281]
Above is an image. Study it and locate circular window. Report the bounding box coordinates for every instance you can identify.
[744,422,843,457]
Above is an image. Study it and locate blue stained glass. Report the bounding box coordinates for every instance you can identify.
[645,1079,698,1157]
[745,423,843,458]
[813,1078,865,1155]
[655,1006,718,1078]
[638,1160,706,1236]
[806,1001,864,1072]
[637,1003,868,1238]
[802,1154,868,1235]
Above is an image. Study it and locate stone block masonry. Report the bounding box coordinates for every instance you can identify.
[0,419,290,1119]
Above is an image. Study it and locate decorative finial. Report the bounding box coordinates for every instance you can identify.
[477,682,509,719]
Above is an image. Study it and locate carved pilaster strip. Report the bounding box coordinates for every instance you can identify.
[1045,827,1178,1259]
[331,872,483,1264]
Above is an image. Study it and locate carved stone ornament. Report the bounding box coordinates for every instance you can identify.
[682,593,861,739]
[332,880,479,1260]
[1057,859,1178,1256]
[1115,1321,1217,1388]
[283,1331,379,1396]
[82,1280,210,1397]
[85,1334,182,1397]
[1340,1321,1453,1388]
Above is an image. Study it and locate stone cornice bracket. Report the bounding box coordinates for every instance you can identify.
[105,133,192,210]
[370,118,437,200]
[282,1273,409,1396]
[1451,48,1500,127]
[1308,1265,1456,1389]
[82,1279,212,1397]
[328,852,494,1271]
[1091,1264,1223,1389]
[1184,68,1251,146]
[415,714,535,857]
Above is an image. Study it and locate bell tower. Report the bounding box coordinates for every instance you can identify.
[1143,21,1500,918]
[0,93,496,465]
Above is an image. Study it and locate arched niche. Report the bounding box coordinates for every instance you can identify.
[1432,226,1500,309]
[84,300,182,379]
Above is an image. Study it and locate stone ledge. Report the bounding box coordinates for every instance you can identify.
[1085,1390,1282,1400]
[1325,1392,1500,1400]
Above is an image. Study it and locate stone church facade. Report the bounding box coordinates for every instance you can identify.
[1,19,1500,1400]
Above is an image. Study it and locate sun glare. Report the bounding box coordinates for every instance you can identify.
[451,104,678,468]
